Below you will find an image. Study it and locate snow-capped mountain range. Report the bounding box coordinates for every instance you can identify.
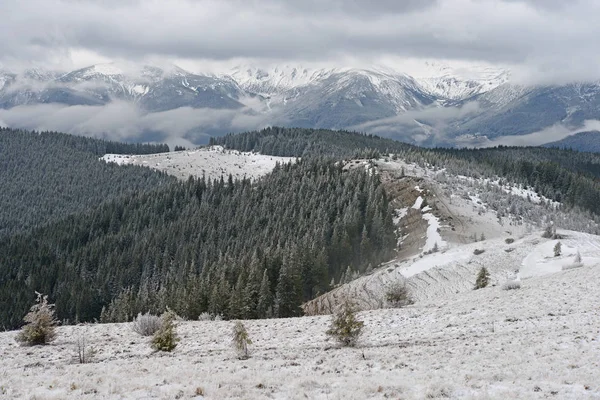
[2,61,600,149]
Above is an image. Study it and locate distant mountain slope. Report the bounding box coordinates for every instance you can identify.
[445,83,600,143]
[1,64,248,112]
[0,128,173,237]
[544,130,600,153]
[3,62,600,149]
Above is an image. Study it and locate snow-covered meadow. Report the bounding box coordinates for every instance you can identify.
[101,146,295,181]
[1,260,599,399]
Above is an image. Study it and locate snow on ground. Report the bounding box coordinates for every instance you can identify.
[392,208,408,225]
[521,232,600,279]
[305,230,600,313]
[421,212,447,252]
[100,146,295,181]
[411,196,423,209]
[1,262,599,399]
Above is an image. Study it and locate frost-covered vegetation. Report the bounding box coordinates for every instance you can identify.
[1,263,598,399]
[16,293,58,346]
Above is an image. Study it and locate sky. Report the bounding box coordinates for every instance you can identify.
[1,0,600,147]
[0,0,599,84]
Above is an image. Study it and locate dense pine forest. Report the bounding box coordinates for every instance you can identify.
[0,128,173,237]
[0,157,395,328]
[3,126,600,329]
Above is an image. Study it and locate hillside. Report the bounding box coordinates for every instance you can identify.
[544,131,600,153]
[0,128,173,237]
[2,128,600,398]
[0,257,598,399]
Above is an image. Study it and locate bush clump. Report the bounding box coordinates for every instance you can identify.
[502,280,521,290]
[563,251,584,271]
[385,282,413,308]
[326,300,364,347]
[231,321,252,359]
[474,267,490,290]
[17,292,58,346]
[132,312,162,336]
[151,310,179,352]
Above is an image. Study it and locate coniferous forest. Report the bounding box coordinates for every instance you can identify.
[0,128,172,237]
[3,126,600,329]
[0,154,395,328]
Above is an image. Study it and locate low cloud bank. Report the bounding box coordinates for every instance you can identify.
[0,101,273,148]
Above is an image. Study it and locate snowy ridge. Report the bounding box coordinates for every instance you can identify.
[305,156,600,314]
[229,62,508,102]
[101,146,295,181]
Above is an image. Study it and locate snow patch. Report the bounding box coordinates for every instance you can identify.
[101,146,296,181]
[422,213,446,253]
[412,196,423,210]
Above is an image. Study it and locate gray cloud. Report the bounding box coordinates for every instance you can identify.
[0,101,272,147]
[349,101,481,144]
[472,119,600,148]
[1,0,600,83]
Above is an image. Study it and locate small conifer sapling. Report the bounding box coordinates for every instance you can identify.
[326,300,364,347]
[17,292,58,346]
[231,321,252,359]
[474,267,490,290]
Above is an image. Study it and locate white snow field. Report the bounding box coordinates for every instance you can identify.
[101,146,295,181]
[1,261,599,399]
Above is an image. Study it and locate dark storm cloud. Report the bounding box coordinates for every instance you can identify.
[1,0,600,82]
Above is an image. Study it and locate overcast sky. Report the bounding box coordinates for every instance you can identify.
[0,0,598,83]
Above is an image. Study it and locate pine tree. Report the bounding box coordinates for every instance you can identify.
[326,300,364,347]
[231,321,252,359]
[554,241,562,257]
[17,292,58,346]
[257,270,273,318]
[151,309,179,352]
[275,259,302,318]
[474,267,490,290]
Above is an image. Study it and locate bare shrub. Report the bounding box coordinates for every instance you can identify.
[326,300,364,347]
[17,292,58,346]
[132,312,162,336]
[385,282,413,308]
[562,263,583,271]
[563,252,583,270]
[231,321,252,360]
[151,310,179,352]
[75,332,96,364]
[502,280,521,290]
[198,312,213,321]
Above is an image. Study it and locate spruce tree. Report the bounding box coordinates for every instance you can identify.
[474,267,490,290]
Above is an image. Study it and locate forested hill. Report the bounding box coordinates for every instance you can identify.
[211,127,415,158]
[217,127,600,216]
[0,128,174,237]
[0,159,395,329]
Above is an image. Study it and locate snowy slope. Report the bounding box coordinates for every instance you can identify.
[0,260,598,399]
[305,157,600,314]
[404,60,509,100]
[101,146,295,181]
